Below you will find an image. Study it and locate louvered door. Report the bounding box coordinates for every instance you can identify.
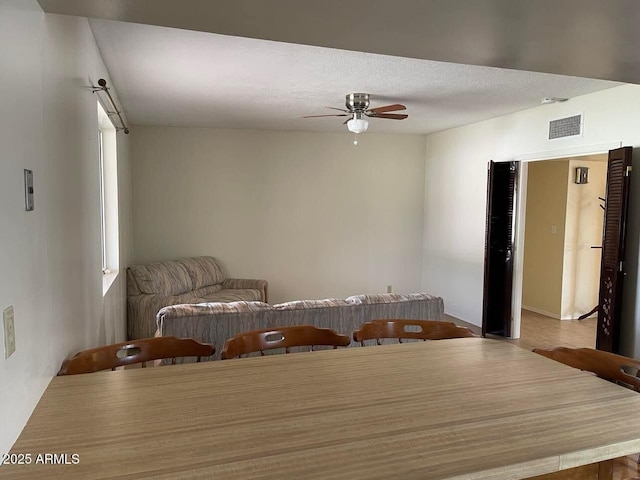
[482,161,519,337]
[596,147,633,353]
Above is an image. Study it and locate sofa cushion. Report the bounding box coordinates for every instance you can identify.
[128,260,193,296]
[158,301,272,320]
[345,293,409,305]
[404,292,439,301]
[200,289,262,303]
[178,256,226,290]
[273,298,349,310]
[191,284,223,297]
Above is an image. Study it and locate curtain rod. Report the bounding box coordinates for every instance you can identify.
[92,78,130,134]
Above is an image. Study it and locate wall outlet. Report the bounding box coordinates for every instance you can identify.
[386,285,393,293]
[3,306,16,359]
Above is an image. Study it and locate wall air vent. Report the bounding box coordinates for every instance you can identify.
[548,114,582,140]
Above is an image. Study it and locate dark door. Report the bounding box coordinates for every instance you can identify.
[596,147,633,353]
[482,161,519,337]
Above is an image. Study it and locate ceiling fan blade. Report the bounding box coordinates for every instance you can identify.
[302,114,350,118]
[368,103,406,114]
[326,106,349,113]
[370,113,408,120]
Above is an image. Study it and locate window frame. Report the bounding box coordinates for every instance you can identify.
[98,129,108,274]
[97,101,120,295]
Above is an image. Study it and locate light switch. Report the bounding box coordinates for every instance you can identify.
[551,224,557,234]
[24,169,34,211]
[3,306,16,358]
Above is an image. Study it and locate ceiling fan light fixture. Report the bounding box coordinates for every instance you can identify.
[301,93,406,141]
[347,117,369,134]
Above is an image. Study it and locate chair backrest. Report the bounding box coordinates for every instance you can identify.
[353,319,476,345]
[533,347,640,391]
[221,325,351,359]
[58,336,215,375]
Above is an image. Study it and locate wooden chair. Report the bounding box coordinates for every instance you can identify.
[532,347,640,392]
[58,336,215,375]
[353,319,476,346]
[221,325,351,359]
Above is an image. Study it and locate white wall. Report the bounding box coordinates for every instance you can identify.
[422,84,640,357]
[131,127,425,303]
[0,1,132,454]
[561,159,607,320]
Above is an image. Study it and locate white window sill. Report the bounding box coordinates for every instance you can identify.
[102,269,119,296]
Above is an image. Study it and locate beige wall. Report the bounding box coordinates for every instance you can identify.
[131,127,426,304]
[521,157,607,320]
[522,160,570,318]
[561,158,607,319]
[0,2,132,454]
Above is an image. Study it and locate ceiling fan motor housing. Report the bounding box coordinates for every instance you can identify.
[346,93,370,112]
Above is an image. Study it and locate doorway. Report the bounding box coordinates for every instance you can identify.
[518,155,607,348]
[483,143,633,353]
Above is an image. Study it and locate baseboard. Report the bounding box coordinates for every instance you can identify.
[561,313,597,321]
[521,305,561,320]
[444,313,481,334]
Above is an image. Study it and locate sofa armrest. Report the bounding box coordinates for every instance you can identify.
[128,293,189,340]
[221,278,269,303]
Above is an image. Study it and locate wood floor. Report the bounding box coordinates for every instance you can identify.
[508,309,597,351]
[448,310,639,480]
[447,309,597,351]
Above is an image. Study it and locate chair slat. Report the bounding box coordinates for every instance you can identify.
[353,319,476,346]
[533,346,640,391]
[222,325,350,360]
[58,337,215,375]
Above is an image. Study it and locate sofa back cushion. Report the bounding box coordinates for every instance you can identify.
[178,256,225,290]
[158,301,272,320]
[345,293,408,304]
[128,260,193,296]
[273,298,349,310]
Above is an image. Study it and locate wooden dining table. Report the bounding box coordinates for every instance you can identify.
[4,337,640,479]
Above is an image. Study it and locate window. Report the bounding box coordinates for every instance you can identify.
[97,102,119,294]
[98,129,107,272]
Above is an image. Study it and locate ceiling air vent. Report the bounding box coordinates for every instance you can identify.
[548,114,582,140]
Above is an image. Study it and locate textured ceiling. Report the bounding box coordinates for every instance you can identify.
[88,20,619,134]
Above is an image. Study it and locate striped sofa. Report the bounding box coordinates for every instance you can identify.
[127,256,268,340]
[156,293,445,360]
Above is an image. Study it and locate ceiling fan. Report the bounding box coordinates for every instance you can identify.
[303,93,407,142]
